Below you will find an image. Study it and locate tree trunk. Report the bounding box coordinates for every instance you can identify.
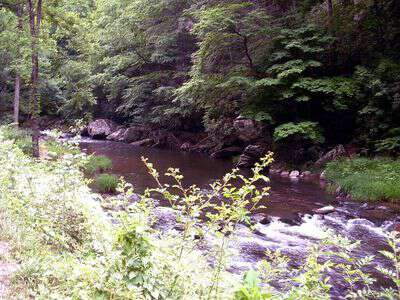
[13,5,23,126]
[13,74,20,125]
[27,0,42,158]
[327,0,333,25]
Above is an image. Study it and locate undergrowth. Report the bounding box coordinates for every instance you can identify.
[0,125,400,299]
[85,155,113,175]
[95,173,119,193]
[325,158,400,201]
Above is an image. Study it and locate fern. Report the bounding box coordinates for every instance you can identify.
[273,121,324,144]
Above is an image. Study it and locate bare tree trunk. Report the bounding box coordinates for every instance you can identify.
[13,74,20,125]
[327,0,333,25]
[27,0,42,158]
[13,5,23,126]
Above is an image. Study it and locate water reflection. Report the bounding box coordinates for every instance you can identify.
[80,139,335,220]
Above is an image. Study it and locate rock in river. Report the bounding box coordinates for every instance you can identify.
[236,144,268,168]
[87,119,118,139]
[123,126,150,143]
[107,128,127,141]
[313,205,335,214]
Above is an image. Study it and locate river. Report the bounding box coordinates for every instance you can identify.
[80,138,399,299]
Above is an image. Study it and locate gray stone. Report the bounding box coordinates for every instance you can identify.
[152,207,177,231]
[107,128,127,141]
[250,213,269,225]
[180,142,192,151]
[236,144,268,168]
[335,186,343,196]
[281,171,290,177]
[289,170,300,178]
[233,117,264,142]
[123,126,150,143]
[313,206,335,214]
[87,119,118,139]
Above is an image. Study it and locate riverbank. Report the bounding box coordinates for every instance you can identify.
[77,119,400,204]
[324,158,400,203]
[1,125,400,299]
[54,116,400,205]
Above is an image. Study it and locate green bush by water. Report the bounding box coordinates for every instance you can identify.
[325,158,400,201]
[45,140,81,158]
[84,155,113,175]
[95,173,119,193]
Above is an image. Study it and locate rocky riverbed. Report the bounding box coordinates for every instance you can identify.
[81,138,399,299]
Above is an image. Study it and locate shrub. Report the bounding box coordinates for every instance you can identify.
[325,158,400,201]
[273,121,324,144]
[273,121,324,165]
[0,125,33,155]
[84,155,113,175]
[95,173,119,193]
[44,139,81,158]
[1,128,400,299]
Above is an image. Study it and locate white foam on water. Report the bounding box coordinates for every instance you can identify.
[345,218,388,239]
[250,214,328,249]
[286,214,328,240]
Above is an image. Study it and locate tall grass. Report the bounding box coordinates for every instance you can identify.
[325,158,400,201]
[84,155,113,175]
[95,173,119,193]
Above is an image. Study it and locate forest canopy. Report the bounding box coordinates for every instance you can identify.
[1,0,400,160]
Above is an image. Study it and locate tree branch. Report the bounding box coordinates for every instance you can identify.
[231,27,255,71]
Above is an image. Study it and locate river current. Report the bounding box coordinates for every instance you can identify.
[80,138,399,298]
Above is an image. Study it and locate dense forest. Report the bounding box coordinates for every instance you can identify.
[1,1,400,299]
[1,0,399,164]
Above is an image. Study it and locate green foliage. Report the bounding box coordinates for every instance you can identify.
[353,65,400,153]
[0,124,33,155]
[1,0,400,160]
[176,1,274,134]
[234,271,267,300]
[95,173,119,193]
[44,139,81,159]
[375,137,400,156]
[1,128,400,299]
[92,0,195,128]
[325,158,400,201]
[273,121,324,144]
[84,155,112,175]
[247,25,361,128]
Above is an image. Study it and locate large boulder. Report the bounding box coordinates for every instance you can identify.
[87,119,117,139]
[236,144,268,168]
[233,117,265,142]
[123,126,150,143]
[315,145,347,167]
[106,128,127,142]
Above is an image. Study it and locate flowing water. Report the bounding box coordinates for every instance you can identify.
[80,139,399,298]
